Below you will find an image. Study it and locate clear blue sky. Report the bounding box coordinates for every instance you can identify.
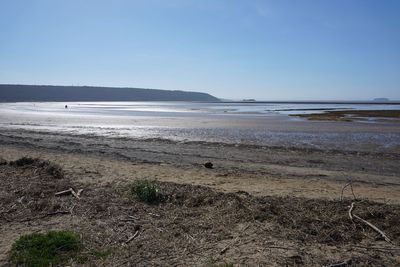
[1,0,399,100]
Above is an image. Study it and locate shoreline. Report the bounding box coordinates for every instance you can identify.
[1,130,399,201]
[2,104,400,156]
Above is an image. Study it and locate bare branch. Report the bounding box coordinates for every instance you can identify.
[126,231,140,244]
[348,202,391,243]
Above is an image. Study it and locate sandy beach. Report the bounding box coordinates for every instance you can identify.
[0,128,400,201]
[1,124,400,266]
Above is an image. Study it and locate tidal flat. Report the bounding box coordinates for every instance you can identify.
[1,102,400,265]
[293,109,400,123]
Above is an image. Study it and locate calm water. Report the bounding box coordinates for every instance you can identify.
[1,101,400,116]
[1,101,400,152]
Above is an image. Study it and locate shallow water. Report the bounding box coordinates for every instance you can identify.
[1,101,400,152]
[1,101,400,116]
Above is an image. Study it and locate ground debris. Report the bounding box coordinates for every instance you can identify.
[324,258,352,267]
[1,158,400,266]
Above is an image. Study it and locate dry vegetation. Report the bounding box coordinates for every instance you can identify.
[1,157,400,266]
[292,110,400,122]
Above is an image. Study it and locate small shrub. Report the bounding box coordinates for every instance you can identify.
[9,157,64,178]
[10,231,81,267]
[131,180,162,203]
[9,157,37,166]
[43,163,64,179]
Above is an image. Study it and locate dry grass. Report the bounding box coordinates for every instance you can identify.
[1,158,400,266]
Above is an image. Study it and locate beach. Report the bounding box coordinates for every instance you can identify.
[1,102,400,266]
[2,0,400,264]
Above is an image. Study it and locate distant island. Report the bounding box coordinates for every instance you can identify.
[0,84,220,102]
[373,98,390,102]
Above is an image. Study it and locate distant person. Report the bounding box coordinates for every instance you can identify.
[65,105,68,109]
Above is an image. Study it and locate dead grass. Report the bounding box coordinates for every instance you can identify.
[9,157,64,178]
[1,158,400,266]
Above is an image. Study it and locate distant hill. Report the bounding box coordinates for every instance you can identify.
[373,98,390,102]
[0,84,220,102]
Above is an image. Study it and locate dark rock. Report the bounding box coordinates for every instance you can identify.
[204,162,213,169]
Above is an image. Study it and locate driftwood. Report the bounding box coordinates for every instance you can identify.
[77,189,84,196]
[55,188,83,199]
[126,230,140,244]
[348,202,355,220]
[265,245,297,250]
[220,237,239,255]
[69,204,77,215]
[55,188,74,196]
[220,246,230,255]
[340,182,357,201]
[70,191,79,198]
[348,202,391,243]
[324,258,352,267]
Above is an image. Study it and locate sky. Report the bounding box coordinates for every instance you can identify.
[0,0,399,101]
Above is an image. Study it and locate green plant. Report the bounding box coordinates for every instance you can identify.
[131,180,162,203]
[10,231,81,267]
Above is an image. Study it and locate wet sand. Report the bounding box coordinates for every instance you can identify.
[1,106,400,153]
[1,128,399,202]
